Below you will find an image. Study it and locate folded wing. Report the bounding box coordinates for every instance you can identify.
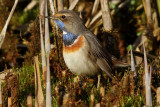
[84,31,114,78]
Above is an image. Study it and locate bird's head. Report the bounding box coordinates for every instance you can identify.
[50,10,86,35]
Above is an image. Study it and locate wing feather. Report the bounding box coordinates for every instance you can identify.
[83,31,114,78]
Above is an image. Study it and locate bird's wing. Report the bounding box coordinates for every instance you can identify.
[83,31,114,78]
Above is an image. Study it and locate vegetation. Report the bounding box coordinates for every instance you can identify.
[0,0,160,106]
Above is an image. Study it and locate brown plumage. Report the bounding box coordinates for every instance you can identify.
[51,10,129,78]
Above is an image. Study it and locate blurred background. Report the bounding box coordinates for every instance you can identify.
[0,0,160,106]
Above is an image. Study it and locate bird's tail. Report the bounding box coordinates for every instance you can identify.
[111,57,130,68]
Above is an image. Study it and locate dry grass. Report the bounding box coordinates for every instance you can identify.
[0,0,159,106]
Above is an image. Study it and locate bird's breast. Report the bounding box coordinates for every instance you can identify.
[63,35,84,54]
[63,35,99,76]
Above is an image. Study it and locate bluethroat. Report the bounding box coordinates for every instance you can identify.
[50,10,128,79]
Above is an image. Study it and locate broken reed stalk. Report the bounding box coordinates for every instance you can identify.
[89,0,129,31]
[157,87,160,106]
[74,76,80,83]
[89,11,102,28]
[24,0,38,12]
[27,94,33,107]
[97,74,101,89]
[0,0,18,48]
[95,103,101,107]
[122,74,129,91]
[100,0,113,32]
[143,41,152,106]
[100,87,105,98]
[90,19,102,31]
[92,0,100,15]
[130,47,136,95]
[34,56,45,107]
[48,0,60,60]
[11,75,19,107]
[90,88,94,107]
[39,0,47,86]
[63,93,70,106]
[129,74,135,95]
[69,0,74,6]
[0,82,2,107]
[54,86,60,106]
[131,47,136,72]
[8,97,12,107]
[3,73,19,107]
[100,86,105,106]
[69,0,79,10]
[100,87,105,97]
[48,0,55,15]
[39,0,45,16]
[93,28,98,35]
[142,0,152,24]
[157,0,160,18]
[57,0,64,11]
[85,18,91,27]
[45,0,52,106]
[39,17,47,86]
[45,52,52,107]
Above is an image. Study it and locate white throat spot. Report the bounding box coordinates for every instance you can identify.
[63,31,67,35]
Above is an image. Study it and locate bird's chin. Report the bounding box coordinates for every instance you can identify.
[54,19,65,30]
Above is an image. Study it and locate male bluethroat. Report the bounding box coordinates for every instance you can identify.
[50,10,128,79]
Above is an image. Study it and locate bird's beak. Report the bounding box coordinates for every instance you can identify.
[45,14,61,20]
[45,16,54,19]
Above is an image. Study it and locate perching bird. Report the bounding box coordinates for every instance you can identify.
[50,10,128,78]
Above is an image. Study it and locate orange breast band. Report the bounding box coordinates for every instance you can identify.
[63,36,84,54]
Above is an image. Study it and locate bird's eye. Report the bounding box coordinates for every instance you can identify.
[62,15,66,19]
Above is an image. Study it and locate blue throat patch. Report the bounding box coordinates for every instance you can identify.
[55,19,78,46]
[63,32,78,46]
[55,19,65,30]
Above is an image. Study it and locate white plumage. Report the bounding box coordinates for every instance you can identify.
[63,36,99,76]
